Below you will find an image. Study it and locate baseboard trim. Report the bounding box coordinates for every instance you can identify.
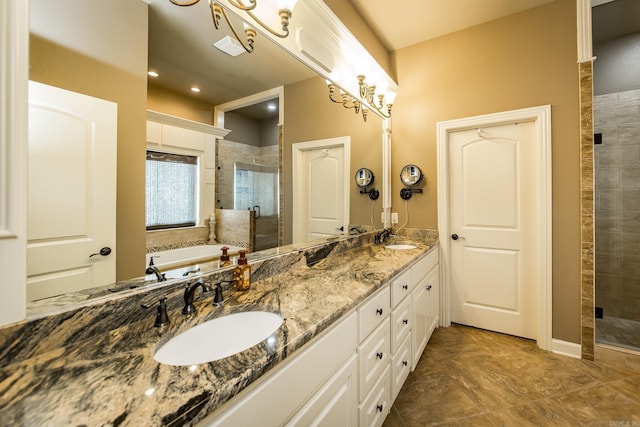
[552,339,582,359]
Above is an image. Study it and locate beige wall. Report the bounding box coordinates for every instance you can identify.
[284,77,384,244]
[29,1,148,281]
[147,84,214,124]
[391,0,581,343]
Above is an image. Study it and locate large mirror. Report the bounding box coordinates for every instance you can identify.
[27,0,385,311]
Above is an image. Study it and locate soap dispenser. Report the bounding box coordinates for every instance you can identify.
[219,246,231,268]
[233,250,251,291]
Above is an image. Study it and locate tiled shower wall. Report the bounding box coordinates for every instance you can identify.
[594,88,640,322]
[216,140,278,210]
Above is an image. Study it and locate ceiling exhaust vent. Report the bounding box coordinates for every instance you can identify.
[213,36,246,57]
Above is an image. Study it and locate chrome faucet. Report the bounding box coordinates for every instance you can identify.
[145,256,166,282]
[182,279,212,314]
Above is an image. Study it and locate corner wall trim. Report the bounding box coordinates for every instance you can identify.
[552,339,582,359]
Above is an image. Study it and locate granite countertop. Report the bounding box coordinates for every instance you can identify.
[0,239,437,426]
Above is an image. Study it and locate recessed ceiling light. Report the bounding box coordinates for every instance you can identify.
[213,36,246,57]
[148,71,159,78]
[190,87,201,93]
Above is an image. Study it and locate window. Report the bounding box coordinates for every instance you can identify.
[146,151,199,230]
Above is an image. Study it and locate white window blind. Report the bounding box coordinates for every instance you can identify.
[146,151,198,229]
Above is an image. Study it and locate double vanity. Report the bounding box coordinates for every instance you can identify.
[0,232,439,426]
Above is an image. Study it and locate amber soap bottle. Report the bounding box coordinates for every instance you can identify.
[219,246,231,268]
[233,250,251,291]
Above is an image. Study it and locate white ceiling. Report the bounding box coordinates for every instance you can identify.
[348,0,556,51]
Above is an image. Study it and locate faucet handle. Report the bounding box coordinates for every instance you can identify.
[213,281,230,306]
[141,297,170,327]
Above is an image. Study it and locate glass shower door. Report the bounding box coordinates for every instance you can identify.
[234,162,279,251]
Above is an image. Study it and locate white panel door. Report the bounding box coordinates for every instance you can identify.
[298,146,345,242]
[449,122,536,339]
[27,81,117,301]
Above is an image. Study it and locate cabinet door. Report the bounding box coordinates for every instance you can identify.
[205,313,357,426]
[391,334,411,402]
[358,366,390,427]
[390,268,411,308]
[390,296,411,354]
[426,266,440,340]
[411,280,428,371]
[358,286,390,342]
[285,355,358,427]
[358,318,390,402]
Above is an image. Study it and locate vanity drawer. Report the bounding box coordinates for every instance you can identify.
[358,318,390,402]
[358,365,390,427]
[358,286,390,342]
[390,268,411,308]
[391,335,411,402]
[390,295,411,354]
[411,247,438,289]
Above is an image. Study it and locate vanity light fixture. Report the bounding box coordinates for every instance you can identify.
[326,76,396,122]
[169,0,298,54]
[358,75,396,118]
[147,71,159,78]
[327,80,366,121]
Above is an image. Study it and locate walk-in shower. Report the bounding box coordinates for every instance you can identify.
[592,0,640,353]
[594,90,640,352]
[235,162,279,251]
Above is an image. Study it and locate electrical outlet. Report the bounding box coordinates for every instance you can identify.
[391,212,399,224]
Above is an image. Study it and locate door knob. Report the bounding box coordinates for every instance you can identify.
[90,247,112,258]
[451,234,466,240]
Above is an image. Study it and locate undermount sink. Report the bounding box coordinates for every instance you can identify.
[154,311,283,366]
[385,244,417,250]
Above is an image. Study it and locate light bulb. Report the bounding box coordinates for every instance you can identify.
[385,91,397,105]
[277,0,298,11]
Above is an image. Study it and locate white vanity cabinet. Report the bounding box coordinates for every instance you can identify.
[411,246,440,371]
[356,286,391,427]
[200,245,439,427]
[388,244,440,401]
[389,271,413,401]
[284,354,358,426]
[204,312,358,427]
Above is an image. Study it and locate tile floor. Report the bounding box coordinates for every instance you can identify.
[384,324,640,426]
